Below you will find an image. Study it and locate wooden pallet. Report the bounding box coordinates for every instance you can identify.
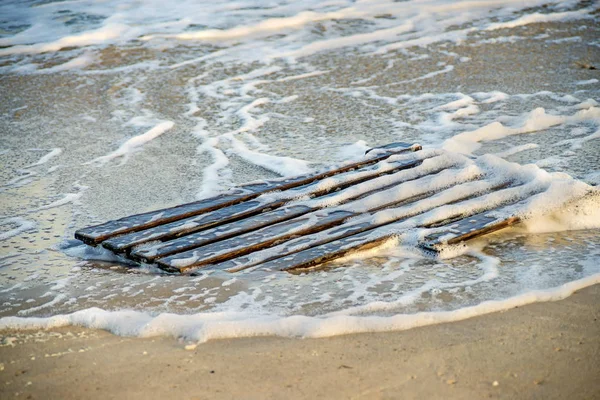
[75,143,532,273]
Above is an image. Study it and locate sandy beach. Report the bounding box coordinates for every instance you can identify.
[1,284,598,399]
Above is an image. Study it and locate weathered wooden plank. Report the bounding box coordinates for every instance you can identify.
[419,214,521,251]
[277,211,520,272]
[154,164,472,271]
[75,186,263,246]
[132,152,452,263]
[160,171,508,273]
[74,144,599,276]
[247,227,393,273]
[193,180,533,274]
[204,220,376,274]
[420,187,599,251]
[75,142,420,245]
[231,211,517,274]
[131,204,313,263]
[276,197,530,272]
[156,210,356,272]
[101,156,427,253]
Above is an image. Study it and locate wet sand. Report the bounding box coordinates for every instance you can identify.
[1,284,598,399]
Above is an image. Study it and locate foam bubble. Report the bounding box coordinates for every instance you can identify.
[443,105,600,154]
[523,192,600,233]
[87,121,174,165]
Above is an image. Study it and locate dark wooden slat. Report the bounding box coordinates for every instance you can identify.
[198,221,375,274]
[265,228,395,273]
[419,214,521,251]
[131,205,312,262]
[250,212,520,273]
[102,199,267,252]
[101,157,426,253]
[278,211,519,272]
[75,143,420,245]
[198,180,530,274]
[278,196,531,272]
[132,154,452,263]
[75,186,264,246]
[166,176,507,273]
[156,210,357,272]
[420,187,600,250]
[153,162,473,271]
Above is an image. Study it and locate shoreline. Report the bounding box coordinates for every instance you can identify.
[2,270,600,343]
[1,3,599,399]
[1,283,598,399]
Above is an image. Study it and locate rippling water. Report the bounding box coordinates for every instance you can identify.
[0,0,599,341]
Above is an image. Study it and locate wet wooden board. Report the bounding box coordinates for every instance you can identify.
[256,228,396,273]
[232,200,526,273]
[420,214,521,251]
[281,214,520,273]
[153,165,484,272]
[75,142,421,245]
[101,156,426,253]
[132,155,454,264]
[186,181,529,274]
[74,144,559,275]
[131,204,314,262]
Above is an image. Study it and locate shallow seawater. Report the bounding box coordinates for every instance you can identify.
[0,0,599,341]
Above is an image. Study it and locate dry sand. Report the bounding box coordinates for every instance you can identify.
[1,284,598,400]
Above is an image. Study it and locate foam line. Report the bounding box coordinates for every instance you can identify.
[196,137,232,200]
[227,136,311,177]
[0,217,37,241]
[443,106,600,154]
[27,148,62,167]
[3,0,595,72]
[39,53,96,73]
[278,21,415,59]
[87,121,174,165]
[485,9,595,31]
[142,9,360,42]
[493,143,539,158]
[0,23,135,56]
[34,193,83,211]
[1,273,598,343]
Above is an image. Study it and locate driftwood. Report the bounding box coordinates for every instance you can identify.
[75,143,525,274]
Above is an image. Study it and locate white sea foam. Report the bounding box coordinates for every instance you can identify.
[143,10,359,43]
[27,148,63,167]
[334,141,372,162]
[39,52,96,73]
[493,143,539,158]
[443,106,600,154]
[1,0,596,71]
[1,272,598,343]
[34,192,83,211]
[195,137,232,199]
[475,91,510,104]
[0,23,134,56]
[522,192,600,233]
[87,121,174,165]
[485,9,595,31]
[227,136,311,177]
[576,79,599,86]
[0,217,37,241]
